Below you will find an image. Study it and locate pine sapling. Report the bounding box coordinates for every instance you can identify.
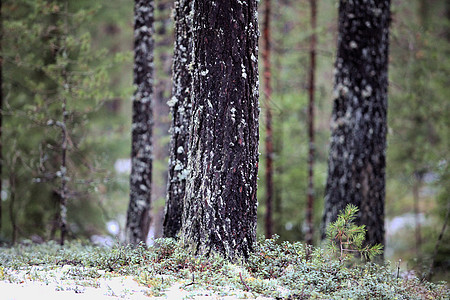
[326,204,383,261]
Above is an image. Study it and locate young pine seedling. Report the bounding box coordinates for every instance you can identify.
[326,204,383,261]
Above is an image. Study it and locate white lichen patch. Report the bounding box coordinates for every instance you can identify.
[241,63,247,79]
[362,85,373,98]
[230,107,237,123]
[167,96,178,107]
[349,41,358,49]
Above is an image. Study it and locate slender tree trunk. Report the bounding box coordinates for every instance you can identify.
[305,0,317,246]
[59,78,68,246]
[126,0,155,245]
[274,123,283,233]
[151,0,173,239]
[59,8,69,246]
[7,153,18,245]
[180,0,259,260]
[322,0,391,254]
[263,0,273,239]
[418,0,429,30]
[163,0,192,238]
[8,172,16,245]
[413,172,422,258]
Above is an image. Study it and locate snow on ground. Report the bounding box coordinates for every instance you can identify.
[0,266,271,300]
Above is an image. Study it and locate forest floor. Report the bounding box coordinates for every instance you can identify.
[0,266,270,299]
[0,239,448,299]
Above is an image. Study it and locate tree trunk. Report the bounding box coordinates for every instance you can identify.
[305,0,317,246]
[8,172,16,245]
[59,7,70,246]
[413,172,422,259]
[151,0,173,239]
[59,77,68,246]
[427,202,450,281]
[126,0,155,245]
[322,0,390,253]
[163,0,192,238]
[180,0,260,260]
[418,0,429,29]
[262,0,273,239]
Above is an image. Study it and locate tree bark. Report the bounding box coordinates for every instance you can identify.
[163,0,192,238]
[59,7,70,246]
[262,0,273,239]
[126,0,155,245]
[322,0,390,253]
[305,0,317,246]
[151,0,173,239]
[413,172,422,259]
[180,0,260,260]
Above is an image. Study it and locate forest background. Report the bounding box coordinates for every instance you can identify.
[1,0,448,282]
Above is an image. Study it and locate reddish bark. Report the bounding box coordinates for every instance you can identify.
[306,0,317,246]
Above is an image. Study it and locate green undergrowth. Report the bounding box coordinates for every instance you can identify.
[0,238,448,299]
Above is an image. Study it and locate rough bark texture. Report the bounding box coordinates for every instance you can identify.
[322,0,390,252]
[181,0,260,260]
[262,0,273,239]
[126,0,155,245]
[163,0,192,238]
[305,0,317,246]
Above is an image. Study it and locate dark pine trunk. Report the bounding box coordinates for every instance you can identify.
[305,0,317,246]
[180,0,259,260]
[322,0,390,253]
[126,0,155,245]
[163,0,192,238]
[262,0,273,239]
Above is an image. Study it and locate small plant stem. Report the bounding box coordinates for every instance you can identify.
[239,272,251,292]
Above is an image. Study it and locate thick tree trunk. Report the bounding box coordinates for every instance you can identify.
[262,0,273,239]
[126,0,155,245]
[181,0,259,260]
[305,0,317,246]
[322,0,390,253]
[163,0,192,238]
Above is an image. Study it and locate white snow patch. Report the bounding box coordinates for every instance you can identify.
[114,158,131,174]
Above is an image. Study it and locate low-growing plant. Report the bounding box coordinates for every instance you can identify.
[326,204,383,261]
[0,237,448,299]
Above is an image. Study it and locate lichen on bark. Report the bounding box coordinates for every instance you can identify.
[180,0,260,260]
[126,0,155,245]
[322,0,391,252]
[163,0,193,238]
